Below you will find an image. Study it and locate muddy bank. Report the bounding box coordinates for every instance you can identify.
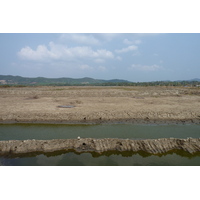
[0,118,200,125]
[0,138,200,157]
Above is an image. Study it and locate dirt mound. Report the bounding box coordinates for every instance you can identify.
[0,138,200,156]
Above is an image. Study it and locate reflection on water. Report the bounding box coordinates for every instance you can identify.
[1,150,200,166]
[0,123,200,166]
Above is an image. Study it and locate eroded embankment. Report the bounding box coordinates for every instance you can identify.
[0,138,200,157]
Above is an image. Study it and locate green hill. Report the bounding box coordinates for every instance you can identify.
[1,75,200,87]
[0,75,129,86]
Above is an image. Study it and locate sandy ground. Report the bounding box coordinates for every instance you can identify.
[0,86,200,124]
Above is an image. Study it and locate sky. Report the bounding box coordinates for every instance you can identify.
[0,33,200,82]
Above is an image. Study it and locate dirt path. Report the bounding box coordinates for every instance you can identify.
[0,86,200,124]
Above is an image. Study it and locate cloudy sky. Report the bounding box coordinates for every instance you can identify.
[1,33,200,82]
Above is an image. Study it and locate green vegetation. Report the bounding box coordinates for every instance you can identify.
[0,75,128,86]
[0,75,200,87]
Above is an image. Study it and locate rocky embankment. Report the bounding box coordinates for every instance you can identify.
[0,138,200,156]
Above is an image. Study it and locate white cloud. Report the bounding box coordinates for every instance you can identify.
[94,58,105,63]
[116,56,122,61]
[17,45,57,61]
[79,64,106,72]
[123,39,141,45]
[98,66,106,71]
[115,45,138,53]
[60,34,100,45]
[79,64,93,70]
[18,42,114,62]
[130,64,163,71]
[134,40,142,44]
[94,49,114,58]
[123,39,132,45]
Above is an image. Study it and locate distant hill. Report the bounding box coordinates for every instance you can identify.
[0,75,130,86]
[0,75,200,86]
[189,78,200,82]
[176,78,200,82]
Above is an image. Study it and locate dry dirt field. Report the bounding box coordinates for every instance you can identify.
[0,86,200,124]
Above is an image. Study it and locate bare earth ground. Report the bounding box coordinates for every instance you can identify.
[0,86,200,124]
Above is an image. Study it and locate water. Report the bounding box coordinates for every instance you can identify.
[0,123,200,166]
[1,123,200,140]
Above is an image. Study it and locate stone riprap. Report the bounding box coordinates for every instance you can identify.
[0,138,200,156]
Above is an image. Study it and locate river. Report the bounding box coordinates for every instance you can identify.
[0,123,200,166]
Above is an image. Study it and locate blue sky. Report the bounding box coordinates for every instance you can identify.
[0,33,200,82]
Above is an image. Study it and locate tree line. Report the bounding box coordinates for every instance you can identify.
[0,80,200,87]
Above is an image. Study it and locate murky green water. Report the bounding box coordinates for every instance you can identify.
[1,123,200,140]
[0,123,200,166]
